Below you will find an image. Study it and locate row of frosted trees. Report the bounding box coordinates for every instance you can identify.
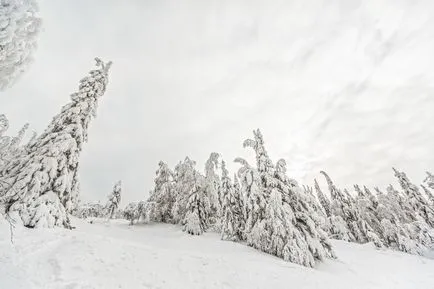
[124,130,337,267]
[312,170,434,256]
[119,129,434,267]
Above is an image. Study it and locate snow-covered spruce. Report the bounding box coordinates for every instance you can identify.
[0,58,112,228]
[237,129,335,267]
[123,202,142,225]
[183,171,211,235]
[320,172,382,247]
[171,157,197,225]
[220,160,244,241]
[420,183,434,206]
[106,180,121,219]
[204,152,221,230]
[0,0,41,90]
[145,161,175,223]
[393,168,434,228]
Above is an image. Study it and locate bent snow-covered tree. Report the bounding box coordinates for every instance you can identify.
[106,181,121,219]
[0,58,112,228]
[0,0,41,90]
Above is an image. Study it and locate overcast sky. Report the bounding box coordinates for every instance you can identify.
[2,0,434,205]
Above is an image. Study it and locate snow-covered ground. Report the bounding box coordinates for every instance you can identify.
[1,218,433,289]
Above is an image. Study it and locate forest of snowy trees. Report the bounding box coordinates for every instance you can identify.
[102,129,433,266]
[1,0,434,270]
[2,73,434,265]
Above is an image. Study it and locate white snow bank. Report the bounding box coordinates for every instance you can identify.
[1,218,433,289]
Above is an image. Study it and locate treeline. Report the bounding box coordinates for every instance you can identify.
[78,129,434,267]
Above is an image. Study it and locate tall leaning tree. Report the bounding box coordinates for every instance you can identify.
[0,0,41,90]
[0,58,112,228]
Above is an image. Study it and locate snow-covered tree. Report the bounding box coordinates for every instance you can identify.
[0,58,112,228]
[424,171,434,190]
[423,172,434,205]
[420,184,434,206]
[275,164,335,265]
[146,161,175,223]
[204,152,221,229]
[236,130,335,267]
[106,181,121,219]
[314,179,331,218]
[220,160,243,241]
[241,129,273,233]
[0,117,30,171]
[235,156,264,237]
[0,0,41,90]
[320,171,355,242]
[74,202,104,219]
[171,157,197,225]
[321,172,383,247]
[123,202,140,225]
[183,171,210,235]
[393,168,434,228]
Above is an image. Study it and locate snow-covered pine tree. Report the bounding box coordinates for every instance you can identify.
[314,179,331,218]
[183,171,211,235]
[393,168,434,228]
[354,184,365,198]
[0,58,112,228]
[321,172,383,247]
[234,157,262,239]
[204,152,221,229]
[123,202,140,225]
[275,162,335,265]
[0,0,41,90]
[106,181,121,219]
[420,184,434,206]
[74,202,104,219]
[232,172,246,239]
[171,157,197,225]
[0,117,30,171]
[320,171,355,242]
[423,172,434,205]
[376,186,424,255]
[237,130,335,267]
[241,129,273,234]
[424,172,434,190]
[146,161,175,223]
[353,187,384,248]
[220,160,243,241]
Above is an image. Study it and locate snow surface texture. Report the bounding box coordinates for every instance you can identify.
[1,218,433,289]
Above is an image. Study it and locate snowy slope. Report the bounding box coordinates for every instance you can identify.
[1,218,433,289]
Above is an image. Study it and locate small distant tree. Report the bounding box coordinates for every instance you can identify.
[106,181,121,219]
[123,202,140,225]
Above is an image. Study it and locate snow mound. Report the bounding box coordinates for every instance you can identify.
[1,218,433,289]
